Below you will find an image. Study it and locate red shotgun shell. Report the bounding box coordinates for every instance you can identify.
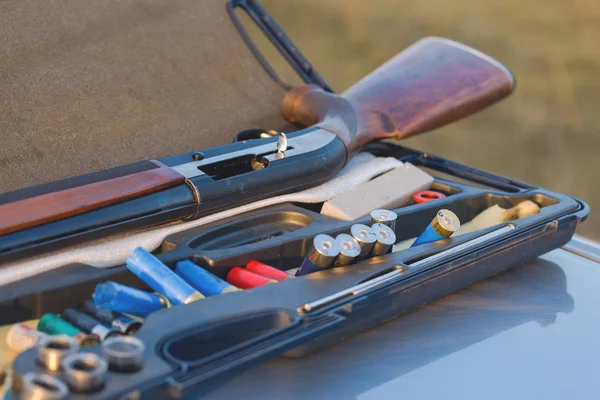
[245,261,294,282]
[226,267,278,289]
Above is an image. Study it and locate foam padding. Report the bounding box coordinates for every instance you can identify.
[321,163,433,221]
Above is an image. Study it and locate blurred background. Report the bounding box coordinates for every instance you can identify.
[255,0,600,240]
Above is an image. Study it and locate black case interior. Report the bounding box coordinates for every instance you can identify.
[1,0,589,398]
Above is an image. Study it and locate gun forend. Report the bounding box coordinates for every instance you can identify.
[280,37,515,154]
[0,161,185,236]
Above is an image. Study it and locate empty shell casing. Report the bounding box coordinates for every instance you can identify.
[334,234,362,266]
[370,209,398,231]
[81,300,142,335]
[410,209,460,248]
[370,223,397,256]
[295,234,341,276]
[175,260,241,296]
[350,224,378,257]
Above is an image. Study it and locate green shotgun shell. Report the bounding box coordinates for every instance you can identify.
[38,313,100,347]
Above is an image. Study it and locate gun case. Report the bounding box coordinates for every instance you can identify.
[0,0,589,398]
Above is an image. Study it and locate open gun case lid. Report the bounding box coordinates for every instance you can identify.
[0,0,590,398]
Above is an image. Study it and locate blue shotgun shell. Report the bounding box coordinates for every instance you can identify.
[93,281,166,317]
[410,209,460,248]
[295,234,341,277]
[175,260,240,296]
[126,248,205,305]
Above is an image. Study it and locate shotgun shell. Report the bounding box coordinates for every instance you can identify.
[295,234,341,276]
[413,190,446,204]
[93,281,166,317]
[334,234,362,266]
[370,209,398,231]
[6,323,48,353]
[62,308,121,341]
[81,300,142,335]
[175,260,241,296]
[38,314,99,347]
[410,209,460,248]
[350,224,378,257]
[126,247,205,305]
[227,267,278,289]
[245,260,294,281]
[370,223,397,256]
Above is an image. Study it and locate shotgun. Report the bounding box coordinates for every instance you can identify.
[0,37,514,262]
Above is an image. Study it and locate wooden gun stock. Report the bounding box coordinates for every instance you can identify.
[0,161,185,236]
[281,37,515,154]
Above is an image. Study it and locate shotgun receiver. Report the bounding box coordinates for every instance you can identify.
[0,37,514,262]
